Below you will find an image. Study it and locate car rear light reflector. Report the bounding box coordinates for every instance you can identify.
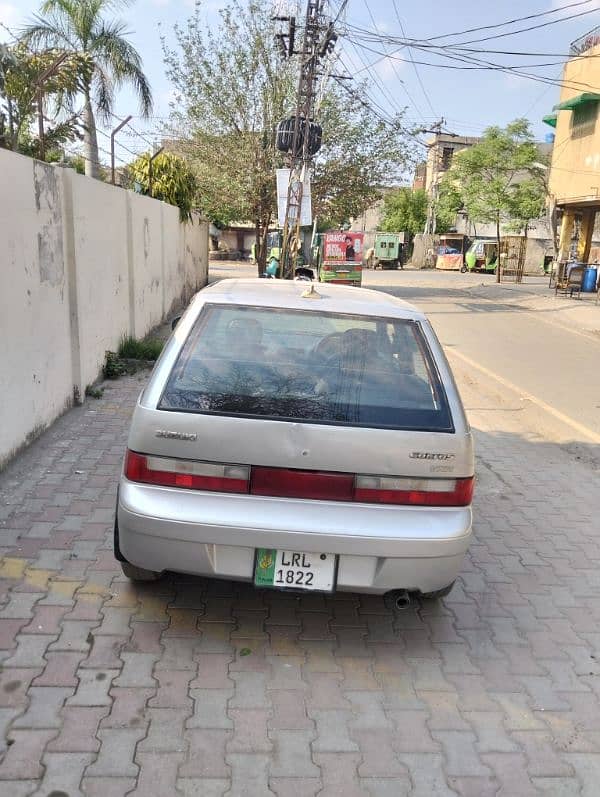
[251,467,354,501]
[355,475,474,507]
[124,450,249,493]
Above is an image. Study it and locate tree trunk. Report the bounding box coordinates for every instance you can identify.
[83,87,100,179]
[496,215,501,284]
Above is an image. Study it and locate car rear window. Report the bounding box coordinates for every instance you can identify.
[159,304,454,432]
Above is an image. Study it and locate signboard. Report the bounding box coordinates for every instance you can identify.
[323,231,364,263]
[276,168,312,227]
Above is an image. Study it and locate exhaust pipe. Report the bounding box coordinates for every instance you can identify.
[385,589,411,611]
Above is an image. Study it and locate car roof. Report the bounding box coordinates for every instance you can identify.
[197,279,426,321]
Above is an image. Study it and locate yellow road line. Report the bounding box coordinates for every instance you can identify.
[447,347,600,445]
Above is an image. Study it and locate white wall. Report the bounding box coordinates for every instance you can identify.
[0,149,209,469]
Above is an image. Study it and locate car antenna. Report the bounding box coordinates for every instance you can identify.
[301,284,322,299]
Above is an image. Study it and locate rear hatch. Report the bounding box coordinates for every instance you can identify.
[127,302,473,505]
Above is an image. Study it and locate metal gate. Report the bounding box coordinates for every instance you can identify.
[499,236,527,283]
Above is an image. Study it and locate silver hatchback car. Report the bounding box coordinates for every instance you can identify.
[115,279,474,601]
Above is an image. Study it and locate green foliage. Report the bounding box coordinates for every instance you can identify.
[379,188,427,236]
[440,119,545,237]
[162,0,415,266]
[22,0,153,176]
[85,384,104,399]
[128,151,197,222]
[163,0,296,263]
[311,91,414,229]
[118,335,164,361]
[0,42,91,155]
[103,350,126,379]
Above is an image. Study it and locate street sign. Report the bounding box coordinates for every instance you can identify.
[276,168,312,227]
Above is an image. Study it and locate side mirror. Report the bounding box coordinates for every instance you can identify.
[171,316,181,331]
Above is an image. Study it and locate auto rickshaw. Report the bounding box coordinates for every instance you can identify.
[317,231,365,287]
[462,239,498,273]
[435,234,466,270]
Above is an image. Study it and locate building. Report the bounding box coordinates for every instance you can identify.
[424,134,480,196]
[547,26,600,265]
[413,162,426,191]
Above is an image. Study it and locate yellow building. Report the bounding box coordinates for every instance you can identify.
[548,28,600,265]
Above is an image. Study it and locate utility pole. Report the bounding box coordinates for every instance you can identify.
[278,0,335,278]
[424,118,445,237]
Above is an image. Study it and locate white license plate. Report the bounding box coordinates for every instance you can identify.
[254,548,336,592]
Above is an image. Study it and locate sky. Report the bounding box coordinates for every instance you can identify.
[2,0,600,170]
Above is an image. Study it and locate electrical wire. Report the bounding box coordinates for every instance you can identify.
[359,0,427,122]
[390,0,437,119]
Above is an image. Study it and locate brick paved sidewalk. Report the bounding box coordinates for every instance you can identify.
[1,368,600,796]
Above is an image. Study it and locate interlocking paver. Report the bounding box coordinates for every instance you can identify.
[67,668,118,706]
[190,654,234,688]
[309,709,359,753]
[84,726,146,777]
[179,729,231,778]
[0,729,58,780]
[47,705,109,752]
[12,686,73,729]
[138,707,189,753]
[227,709,272,753]
[132,751,186,796]
[226,753,273,796]
[313,752,367,797]
[113,651,158,687]
[101,686,154,728]
[269,729,318,777]
[35,751,94,797]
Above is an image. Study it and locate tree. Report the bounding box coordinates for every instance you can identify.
[438,119,544,282]
[310,89,414,230]
[127,151,197,222]
[379,188,428,236]
[162,0,414,272]
[0,42,91,155]
[23,0,152,179]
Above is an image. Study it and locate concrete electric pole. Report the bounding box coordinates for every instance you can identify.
[277,0,337,278]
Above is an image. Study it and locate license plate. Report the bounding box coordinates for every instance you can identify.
[254,549,336,592]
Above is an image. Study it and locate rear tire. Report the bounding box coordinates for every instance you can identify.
[460,265,467,273]
[121,561,161,582]
[420,581,455,601]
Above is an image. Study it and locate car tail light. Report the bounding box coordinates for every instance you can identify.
[251,467,354,501]
[124,451,473,506]
[355,475,474,507]
[322,265,332,271]
[124,450,249,493]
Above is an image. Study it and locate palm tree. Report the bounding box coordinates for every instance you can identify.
[23,0,152,178]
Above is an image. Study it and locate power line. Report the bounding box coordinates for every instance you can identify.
[390,0,437,119]
[360,0,427,122]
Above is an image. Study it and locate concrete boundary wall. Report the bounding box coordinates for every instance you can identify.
[0,149,208,469]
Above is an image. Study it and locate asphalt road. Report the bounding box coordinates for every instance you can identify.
[362,269,600,446]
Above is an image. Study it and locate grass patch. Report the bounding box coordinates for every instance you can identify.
[85,385,104,399]
[118,335,164,361]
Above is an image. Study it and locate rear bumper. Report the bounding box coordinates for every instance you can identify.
[117,479,473,594]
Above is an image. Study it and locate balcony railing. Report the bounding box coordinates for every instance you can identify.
[570,25,600,56]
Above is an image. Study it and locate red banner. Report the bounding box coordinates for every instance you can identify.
[323,232,364,264]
